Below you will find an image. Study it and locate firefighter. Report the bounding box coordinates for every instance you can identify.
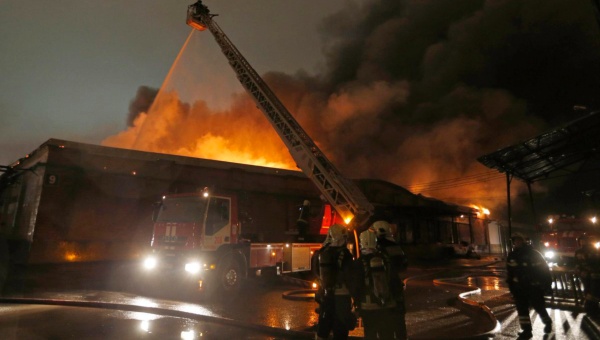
[314,224,355,340]
[351,229,399,339]
[311,232,332,313]
[370,220,408,339]
[191,0,209,15]
[371,220,408,272]
[575,234,600,315]
[507,232,553,338]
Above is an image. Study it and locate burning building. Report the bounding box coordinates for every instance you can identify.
[0,139,490,265]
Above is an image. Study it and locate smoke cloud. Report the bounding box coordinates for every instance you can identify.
[127,86,158,127]
[103,0,600,218]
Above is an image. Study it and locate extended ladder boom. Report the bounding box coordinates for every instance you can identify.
[186,2,374,230]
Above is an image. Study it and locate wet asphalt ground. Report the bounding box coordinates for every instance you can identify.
[2,256,600,339]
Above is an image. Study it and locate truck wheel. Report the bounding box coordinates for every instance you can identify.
[218,255,244,295]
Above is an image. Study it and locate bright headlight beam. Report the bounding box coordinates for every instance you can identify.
[185,262,201,274]
[544,251,555,259]
[181,330,195,340]
[143,257,157,270]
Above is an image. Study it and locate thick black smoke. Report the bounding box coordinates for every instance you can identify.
[127,86,158,127]
[318,0,600,123]
[114,0,600,219]
[286,0,600,217]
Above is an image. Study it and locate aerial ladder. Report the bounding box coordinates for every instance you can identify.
[186,1,374,233]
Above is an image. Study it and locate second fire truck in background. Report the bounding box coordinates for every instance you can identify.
[539,215,599,266]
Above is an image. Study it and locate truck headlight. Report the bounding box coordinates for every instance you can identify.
[544,250,555,259]
[143,256,157,270]
[185,261,201,274]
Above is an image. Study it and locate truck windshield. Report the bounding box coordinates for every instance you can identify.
[156,196,207,223]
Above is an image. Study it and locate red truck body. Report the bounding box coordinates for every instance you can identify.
[141,189,324,294]
[538,217,599,265]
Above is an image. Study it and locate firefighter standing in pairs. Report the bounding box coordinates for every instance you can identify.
[351,228,400,339]
[575,234,600,316]
[314,224,356,340]
[371,220,408,339]
[506,232,553,338]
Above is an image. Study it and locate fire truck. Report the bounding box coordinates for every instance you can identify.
[142,188,328,295]
[140,1,375,295]
[538,215,599,266]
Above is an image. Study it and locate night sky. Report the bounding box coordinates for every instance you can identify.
[0,0,345,165]
[2,0,600,222]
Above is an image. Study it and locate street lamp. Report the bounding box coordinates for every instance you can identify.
[591,216,597,224]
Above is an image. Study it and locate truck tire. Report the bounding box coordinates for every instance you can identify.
[217,255,244,295]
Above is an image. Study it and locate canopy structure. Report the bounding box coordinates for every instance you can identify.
[478,111,600,183]
[477,111,600,236]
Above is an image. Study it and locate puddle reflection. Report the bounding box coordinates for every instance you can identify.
[465,276,504,291]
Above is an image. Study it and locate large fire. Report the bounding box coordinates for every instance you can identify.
[101,28,525,218]
[103,89,296,169]
[102,31,297,170]
[470,204,491,219]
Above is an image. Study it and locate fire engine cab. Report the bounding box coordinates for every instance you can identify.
[539,216,599,266]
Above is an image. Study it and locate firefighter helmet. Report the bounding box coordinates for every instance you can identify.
[371,220,394,241]
[359,229,378,250]
[328,224,348,247]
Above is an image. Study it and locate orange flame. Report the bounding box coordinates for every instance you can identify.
[102,31,297,170]
[470,204,491,218]
[103,90,296,169]
[101,30,526,215]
